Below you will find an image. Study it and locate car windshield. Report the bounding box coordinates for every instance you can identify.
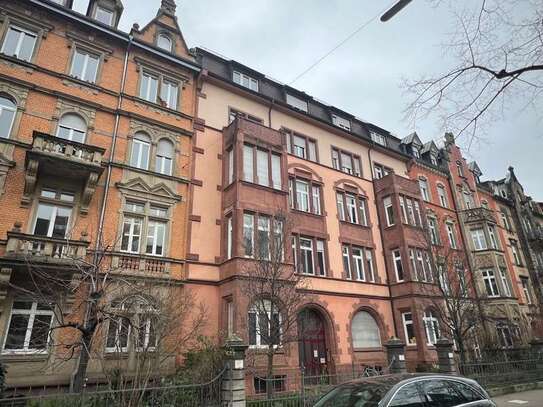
[314,382,392,407]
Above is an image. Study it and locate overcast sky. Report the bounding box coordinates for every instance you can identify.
[74,0,542,199]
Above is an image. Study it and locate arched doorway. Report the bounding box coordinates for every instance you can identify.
[298,308,329,377]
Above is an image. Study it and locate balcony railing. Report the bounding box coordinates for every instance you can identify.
[30,131,104,167]
[5,232,89,263]
[114,254,170,275]
[459,207,497,224]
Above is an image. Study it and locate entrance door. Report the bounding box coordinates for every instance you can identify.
[298,308,328,378]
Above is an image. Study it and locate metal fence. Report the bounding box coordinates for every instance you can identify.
[459,357,543,387]
[0,369,225,407]
[247,364,387,407]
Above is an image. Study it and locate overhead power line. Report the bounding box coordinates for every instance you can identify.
[289,1,398,85]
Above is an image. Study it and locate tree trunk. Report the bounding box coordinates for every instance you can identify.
[266,349,274,399]
[71,330,93,392]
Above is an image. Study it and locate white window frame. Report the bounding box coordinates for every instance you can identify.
[243,213,254,258]
[437,185,448,207]
[482,269,500,297]
[227,148,234,184]
[312,185,321,215]
[226,216,233,259]
[1,25,37,62]
[337,193,346,221]
[402,312,416,345]
[248,300,281,348]
[500,268,511,297]
[70,48,100,83]
[316,239,326,276]
[130,136,151,170]
[346,194,358,224]
[521,277,532,304]
[286,94,308,112]
[139,71,158,103]
[331,114,351,131]
[233,70,258,91]
[419,178,430,201]
[295,180,310,212]
[342,245,351,280]
[471,229,487,251]
[2,301,54,354]
[423,311,440,346]
[428,217,439,245]
[157,34,172,52]
[0,96,16,139]
[121,216,142,253]
[145,220,166,256]
[352,247,365,281]
[160,79,179,110]
[95,5,114,26]
[370,132,386,146]
[446,222,457,249]
[33,202,72,238]
[300,237,314,275]
[488,226,498,249]
[384,196,394,227]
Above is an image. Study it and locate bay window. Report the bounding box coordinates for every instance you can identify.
[243,144,282,189]
[392,249,404,282]
[471,228,487,251]
[488,226,498,249]
[384,196,394,226]
[402,312,416,345]
[243,213,254,257]
[482,269,499,297]
[257,216,270,259]
[500,268,511,297]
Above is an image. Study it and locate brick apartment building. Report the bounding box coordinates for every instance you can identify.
[0,0,541,393]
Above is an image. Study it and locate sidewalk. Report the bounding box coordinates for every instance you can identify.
[493,389,543,406]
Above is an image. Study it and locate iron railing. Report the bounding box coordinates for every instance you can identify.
[459,357,543,387]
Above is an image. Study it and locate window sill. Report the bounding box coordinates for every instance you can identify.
[239,180,287,195]
[291,209,324,218]
[339,220,371,229]
[133,96,183,116]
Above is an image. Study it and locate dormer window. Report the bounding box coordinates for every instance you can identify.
[157,34,172,52]
[430,154,438,165]
[95,6,114,26]
[412,147,420,158]
[233,71,258,92]
[371,132,386,146]
[50,0,67,5]
[332,114,351,131]
[286,94,308,112]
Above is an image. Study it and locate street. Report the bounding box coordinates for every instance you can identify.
[493,389,543,406]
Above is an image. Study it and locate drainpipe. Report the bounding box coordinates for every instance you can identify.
[268,98,274,128]
[368,145,399,339]
[95,34,133,253]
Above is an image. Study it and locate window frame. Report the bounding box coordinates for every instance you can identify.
[331,114,351,131]
[156,33,173,52]
[351,310,382,349]
[285,94,308,112]
[248,299,281,348]
[331,147,361,177]
[284,129,318,162]
[233,70,258,92]
[1,24,38,62]
[0,95,17,139]
[423,310,440,346]
[292,235,327,276]
[445,222,457,249]
[370,131,386,146]
[94,5,115,26]
[418,177,430,202]
[69,47,100,84]
[481,269,500,297]
[521,277,532,304]
[138,67,181,111]
[289,177,322,215]
[437,184,448,207]
[242,143,282,190]
[402,312,416,346]
[336,190,368,226]
[384,196,395,227]
[471,228,488,251]
[392,249,404,282]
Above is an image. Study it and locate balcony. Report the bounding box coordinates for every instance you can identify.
[5,231,89,265]
[23,131,105,213]
[459,207,497,224]
[112,253,171,277]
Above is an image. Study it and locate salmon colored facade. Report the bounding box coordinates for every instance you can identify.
[0,0,541,394]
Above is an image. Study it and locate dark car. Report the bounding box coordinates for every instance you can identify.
[313,373,495,407]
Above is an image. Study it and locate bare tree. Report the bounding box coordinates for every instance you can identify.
[404,0,542,143]
[7,233,206,394]
[239,211,311,398]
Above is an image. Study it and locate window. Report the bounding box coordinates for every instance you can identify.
[419,178,430,201]
[430,153,438,165]
[233,70,258,91]
[351,311,381,348]
[412,147,420,158]
[413,201,422,226]
[70,48,99,83]
[393,249,404,282]
[336,191,368,226]
[409,249,417,281]
[510,240,522,265]
[56,113,87,143]
[248,299,280,347]
[105,303,129,353]
[437,264,450,295]
[145,220,166,255]
[243,213,254,257]
[471,228,487,251]
[286,94,308,112]
[437,184,448,207]
[482,269,499,297]
[226,301,234,336]
[419,380,465,407]
[496,323,514,348]
[254,376,286,395]
[155,139,174,175]
[389,383,425,407]
[446,222,457,249]
[139,71,158,103]
[1,25,37,62]
[399,196,407,224]
[384,196,394,227]
[463,191,475,209]
[130,132,151,170]
[95,6,114,25]
[423,310,440,345]
[456,161,464,177]
[289,178,321,215]
[229,108,263,124]
[402,312,416,345]
[428,217,439,245]
[243,144,281,189]
[3,301,53,353]
[160,79,179,110]
[342,245,375,282]
[257,216,270,260]
[157,34,172,52]
[331,114,351,131]
[293,236,326,276]
[331,148,361,176]
[373,163,392,179]
[488,226,498,249]
[342,245,351,279]
[0,95,16,138]
[285,130,317,162]
[500,268,511,297]
[226,216,233,259]
[370,131,386,146]
[226,148,234,184]
[121,201,168,256]
[34,191,73,239]
[521,277,532,304]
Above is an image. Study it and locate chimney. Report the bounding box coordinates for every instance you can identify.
[444,132,455,145]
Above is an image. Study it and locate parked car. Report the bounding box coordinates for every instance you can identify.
[313,373,496,406]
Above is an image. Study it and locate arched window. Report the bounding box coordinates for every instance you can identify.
[0,95,16,139]
[156,138,174,175]
[157,34,172,52]
[351,311,381,348]
[57,113,87,143]
[248,299,281,347]
[130,132,151,170]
